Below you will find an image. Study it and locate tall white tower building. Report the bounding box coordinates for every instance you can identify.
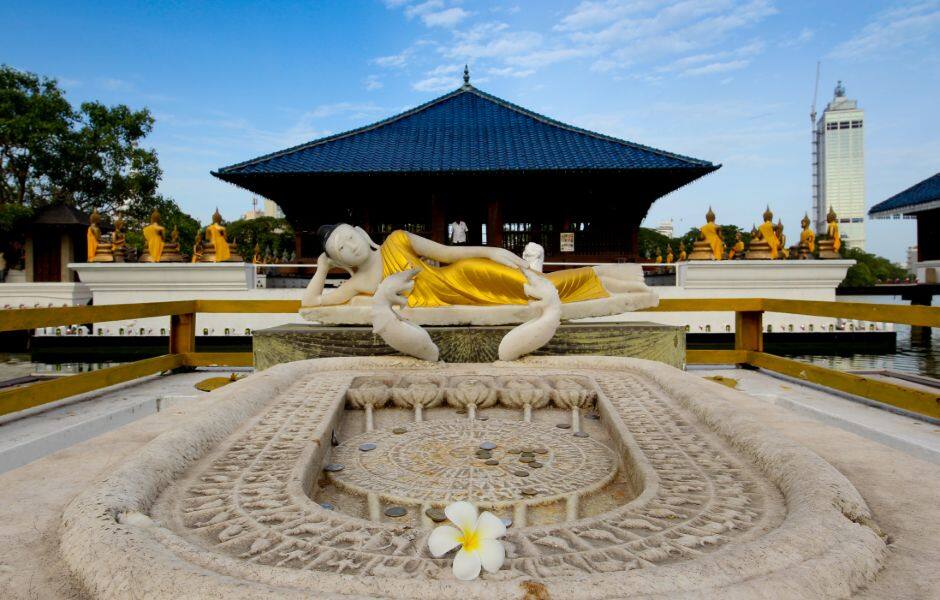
[813,81,865,249]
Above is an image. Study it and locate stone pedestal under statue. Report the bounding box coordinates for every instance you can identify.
[253,321,685,369]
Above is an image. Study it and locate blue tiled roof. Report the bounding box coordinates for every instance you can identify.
[214,85,717,176]
[870,172,940,216]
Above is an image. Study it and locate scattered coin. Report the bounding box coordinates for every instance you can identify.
[574,432,590,438]
[521,451,535,457]
[320,502,335,511]
[501,517,513,528]
[522,447,535,453]
[585,412,601,420]
[508,448,522,454]
[477,415,489,421]
[392,427,407,434]
[359,443,377,452]
[529,461,543,468]
[485,459,499,466]
[519,456,534,463]
[479,441,496,450]
[534,448,548,454]
[556,423,571,429]
[475,450,492,458]
[456,408,467,415]
[522,487,539,496]
[514,470,530,477]
[323,463,344,472]
[385,506,407,518]
[425,508,447,522]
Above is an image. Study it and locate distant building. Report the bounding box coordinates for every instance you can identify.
[813,81,865,249]
[870,172,940,284]
[906,246,918,273]
[655,220,674,238]
[242,196,285,220]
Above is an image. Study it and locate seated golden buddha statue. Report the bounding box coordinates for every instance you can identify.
[797,213,815,259]
[678,241,687,261]
[111,215,126,262]
[87,208,115,262]
[746,207,780,259]
[252,243,261,264]
[817,206,842,259]
[727,232,745,259]
[689,207,724,260]
[775,219,790,259]
[654,248,663,264]
[301,225,649,310]
[161,226,184,262]
[140,210,167,262]
[665,246,674,263]
[198,208,243,262]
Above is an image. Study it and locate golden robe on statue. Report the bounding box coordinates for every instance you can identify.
[758,221,780,259]
[143,223,165,262]
[380,230,608,308]
[205,223,231,262]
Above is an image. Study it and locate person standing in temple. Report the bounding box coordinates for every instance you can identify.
[450,218,468,246]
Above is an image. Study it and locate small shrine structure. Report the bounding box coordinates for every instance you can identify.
[212,69,719,263]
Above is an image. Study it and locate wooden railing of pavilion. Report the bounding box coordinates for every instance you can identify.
[0,298,937,419]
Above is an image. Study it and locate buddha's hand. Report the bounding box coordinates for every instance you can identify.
[484,247,529,270]
[316,252,332,273]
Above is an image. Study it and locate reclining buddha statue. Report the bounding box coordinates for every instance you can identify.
[300,225,657,362]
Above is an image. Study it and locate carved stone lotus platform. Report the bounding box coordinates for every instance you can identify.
[60,357,886,599]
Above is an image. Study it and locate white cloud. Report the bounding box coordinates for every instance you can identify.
[422,7,471,28]
[487,66,536,78]
[373,48,413,68]
[830,1,940,59]
[413,65,463,91]
[780,27,814,48]
[363,75,383,91]
[99,77,134,91]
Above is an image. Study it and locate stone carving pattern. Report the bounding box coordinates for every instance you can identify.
[162,367,783,581]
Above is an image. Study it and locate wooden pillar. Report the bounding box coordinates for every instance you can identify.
[431,194,446,243]
[170,312,196,355]
[487,200,503,247]
[294,231,303,260]
[735,311,764,355]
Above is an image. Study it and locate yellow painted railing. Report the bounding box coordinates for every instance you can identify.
[0,298,937,419]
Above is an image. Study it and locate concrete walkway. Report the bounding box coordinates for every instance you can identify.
[0,366,938,598]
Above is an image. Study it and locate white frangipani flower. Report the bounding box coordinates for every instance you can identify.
[427,501,506,581]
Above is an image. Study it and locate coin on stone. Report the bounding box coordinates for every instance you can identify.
[323,463,344,472]
[425,508,447,522]
[475,450,492,458]
[522,487,538,496]
[359,443,377,452]
[508,448,522,454]
[485,459,499,466]
[534,448,548,454]
[529,461,543,468]
[320,502,335,510]
[522,447,535,453]
[477,415,489,421]
[574,432,590,438]
[514,470,530,477]
[385,506,407,517]
[556,423,571,429]
[392,427,407,434]
[479,441,496,450]
[519,456,534,463]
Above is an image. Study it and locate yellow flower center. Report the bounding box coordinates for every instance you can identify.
[458,528,480,553]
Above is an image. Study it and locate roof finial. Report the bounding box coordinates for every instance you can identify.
[463,64,470,86]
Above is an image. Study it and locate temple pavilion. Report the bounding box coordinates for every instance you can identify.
[869,171,940,279]
[213,70,719,263]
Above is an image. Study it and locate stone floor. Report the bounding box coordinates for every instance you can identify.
[0,364,938,598]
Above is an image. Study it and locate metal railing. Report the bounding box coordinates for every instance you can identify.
[0,298,937,419]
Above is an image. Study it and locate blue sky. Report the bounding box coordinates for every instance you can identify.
[3,0,939,262]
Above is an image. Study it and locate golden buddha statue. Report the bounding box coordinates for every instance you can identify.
[191,231,205,263]
[161,226,184,262]
[817,206,842,258]
[689,207,724,260]
[198,208,243,262]
[798,213,815,259]
[746,206,780,259]
[775,219,790,259]
[678,241,687,261]
[665,246,674,263]
[727,232,745,259]
[302,225,646,309]
[140,210,166,262]
[86,208,115,262]
[655,248,663,264]
[252,243,261,264]
[111,215,126,262]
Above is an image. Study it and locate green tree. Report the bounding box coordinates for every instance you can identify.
[227,216,295,260]
[1,65,160,211]
[638,227,671,260]
[840,247,908,287]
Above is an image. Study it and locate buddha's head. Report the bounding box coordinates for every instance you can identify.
[522,242,545,272]
[763,206,773,223]
[150,210,161,224]
[827,206,837,223]
[776,219,784,233]
[90,208,100,225]
[114,215,124,232]
[212,208,223,224]
[319,223,374,268]
[801,213,810,229]
[705,206,716,223]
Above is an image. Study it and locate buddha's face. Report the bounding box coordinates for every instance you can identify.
[326,224,371,267]
[522,242,544,272]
